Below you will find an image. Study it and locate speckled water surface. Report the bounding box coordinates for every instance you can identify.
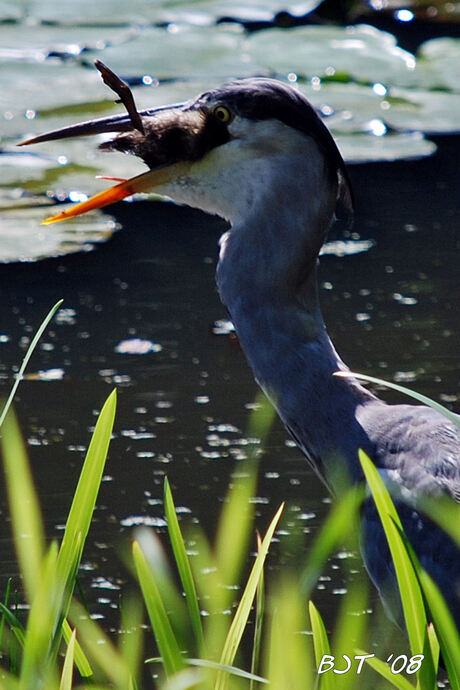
[0,1,459,634]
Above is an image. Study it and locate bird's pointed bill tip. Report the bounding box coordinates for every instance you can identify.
[39,162,192,225]
[41,213,67,225]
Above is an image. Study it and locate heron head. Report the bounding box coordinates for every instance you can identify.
[21,70,352,227]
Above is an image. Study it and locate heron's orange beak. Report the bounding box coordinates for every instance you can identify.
[42,161,192,225]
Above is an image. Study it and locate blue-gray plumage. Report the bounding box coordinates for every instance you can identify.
[22,63,460,629]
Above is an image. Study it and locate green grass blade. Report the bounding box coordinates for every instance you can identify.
[0,579,13,655]
[216,503,284,690]
[332,579,370,690]
[214,460,258,606]
[62,618,93,679]
[132,540,185,677]
[187,658,269,683]
[58,389,117,578]
[413,497,460,549]
[20,543,60,688]
[59,628,76,690]
[394,522,460,690]
[250,535,264,690]
[308,601,333,690]
[359,453,438,690]
[355,650,416,690]
[0,409,45,603]
[359,451,429,658]
[335,372,459,429]
[164,478,204,652]
[417,569,460,690]
[426,624,439,677]
[56,390,116,616]
[0,300,63,429]
[68,599,131,690]
[300,486,364,595]
[265,577,314,690]
[246,390,278,441]
[119,596,144,690]
[384,520,436,690]
[0,603,25,647]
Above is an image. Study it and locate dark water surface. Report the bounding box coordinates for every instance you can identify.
[0,135,458,631]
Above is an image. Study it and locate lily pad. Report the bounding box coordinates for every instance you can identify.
[89,23,260,80]
[16,0,322,26]
[336,131,436,163]
[0,202,118,262]
[413,37,460,92]
[0,150,68,185]
[0,24,135,63]
[246,24,417,85]
[0,62,106,123]
[384,87,460,134]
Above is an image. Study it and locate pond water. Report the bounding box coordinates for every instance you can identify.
[0,0,459,650]
[1,134,459,631]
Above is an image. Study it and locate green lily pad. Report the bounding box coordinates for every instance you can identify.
[15,0,322,26]
[0,200,118,262]
[336,131,436,163]
[0,24,135,63]
[0,62,106,123]
[384,87,460,133]
[0,0,23,20]
[246,24,417,85]
[413,37,460,91]
[89,23,260,80]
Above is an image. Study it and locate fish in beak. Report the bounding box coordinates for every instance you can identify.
[19,60,230,224]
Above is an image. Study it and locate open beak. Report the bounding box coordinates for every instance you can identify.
[19,60,198,225]
[41,161,191,225]
[20,102,191,225]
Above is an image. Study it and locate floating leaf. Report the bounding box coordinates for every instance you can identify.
[0,204,118,262]
[246,24,417,85]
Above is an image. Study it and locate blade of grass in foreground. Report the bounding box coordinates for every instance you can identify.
[332,579,370,690]
[356,649,415,690]
[164,478,204,652]
[250,534,264,690]
[265,577,313,690]
[0,603,25,648]
[0,578,12,657]
[335,372,459,429]
[300,486,363,596]
[359,451,435,688]
[0,299,63,429]
[1,409,45,604]
[59,628,76,690]
[45,390,117,664]
[20,543,60,688]
[418,570,460,690]
[308,601,333,690]
[132,540,185,677]
[187,658,268,683]
[62,619,93,679]
[393,521,460,690]
[68,599,131,690]
[57,390,117,597]
[214,459,258,608]
[215,503,284,690]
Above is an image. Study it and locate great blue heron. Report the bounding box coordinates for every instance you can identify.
[21,62,459,629]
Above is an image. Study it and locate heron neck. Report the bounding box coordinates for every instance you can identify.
[216,208,375,487]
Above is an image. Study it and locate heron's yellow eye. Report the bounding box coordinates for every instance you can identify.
[213,105,233,124]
